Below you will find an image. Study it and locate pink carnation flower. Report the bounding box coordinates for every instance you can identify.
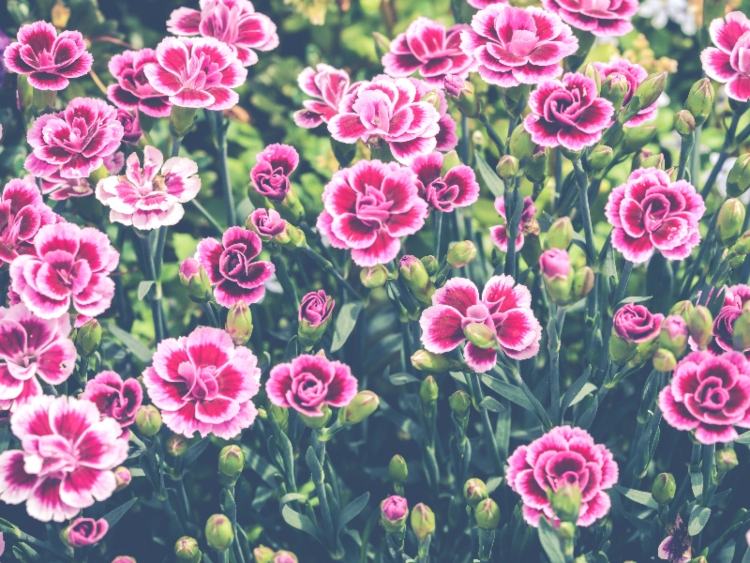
[293,64,362,128]
[0,395,129,522]
[409,152,480,212]
[540,0,638,37]
[317,160,429,267]
[382,17,476,86]
[411,77,458,152]
[2,21,93,90]
[143,327,261,439]
[605,168,705,264]
[595,59,657,126]
[40,172,93,201]
[167,0,279,67]
[249,208,287,240]
[196,227,275,308]
[250,144,298,201]
[144,37,247,111]
[710,284,750,355]
[24,98,125,180]
[0,178,59,264]
[116,110,142,145]
[107,49,172,118]
[9,223,120,319]
[460,5,578,88]
[659,350,750,444]
[419,276,543,372]
[613,303,664,342]
[468,0,508,8]
[81,371,143,433]
[0,304,76,412]
[524,73,614,151]
[700,12,750,102]
[506,425,618,527]
[266,354,358,417]
[328,76,443,164]
[66,517,109,547]
[95,146,201,230]
[490,196,537,252]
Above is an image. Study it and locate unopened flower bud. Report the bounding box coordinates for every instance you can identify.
[688,306,713,349]
[299,404,332,429]
[361,264,388,288]
[205,514,233,551]
[444,75,481,118]
[175,536,202,563]
[381,495,408,532]
[421,255,438,275]
[715,448,738,471]
[652,349,677,372]
[587,145,614,171]
[475,499,500,529]
[641,152,666,169]
[166,434,190,457]
[389,455,408,484]
[619,72,667,124]
[727,153,750,197]
[526,148,548,184]
[411,350,455,372]
[509,125,536,162]
[179,258,212,303]
[272,551,298,563]
[733,302,750,352]
[670,300,695,322]
[298,290,335,348]
[539,248,572,303]
[114,466,132,492]
[659,315,688,358]
[76,318,102,357]
[718,198,746,246]
[609,334,636,363]
[441,151,461,175]
[218,445,244,481]
[419,376,438,405]
[226,301,253,346]
[340,391,380,424]
[546,217,574,250]
[463,478,488,508]
[399,255,435,305]
[420,90,441,111]
[685,78,714,127]
[269,404,289,432]
[447,240,477,268]
[622,124,657,154]
[410,503,436,540]
[550,483,581,523]
[135,405,162,437]
[274,222,306,248]
[651,473,676,504]
[580,62,601,93]
[496,155,519,180]
[601,74,629,112]
[572,266,595,300]
[502,84,530,118]
[253,545,275,563]
[464,322,496,349]
[449,390,471,417]
[171,106,197,138]
[111,557,137,563]
[735,231,750,255]
[558,522,576,540]
[674,110,696,137]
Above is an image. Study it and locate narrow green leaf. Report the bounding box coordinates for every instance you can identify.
[735,431,750,444]
[336,492,369,534]
[481,374,535,414]
[538,517,565,563]
[617,295,652,307]
[388,372,419,386]
[560,367,592,414]
[479,396,506,413]
[568,382,597,407]
[102,497,138,528]
[688,505,711,535]
[137,280,154,301]
[331,302,363,352]
[281,505,323,543]
[614,485,658,509]
[105,322,152,364]
[475,153,504,198]
[181,438,209,467]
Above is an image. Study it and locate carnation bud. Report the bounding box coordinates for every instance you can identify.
[734,230,750,256]
[659,315,688,358]
[525,148,548,184]
[509,125,536,163]
[166,434,190,456]
[175,536,202,563]
[399,255,435,305]
[609,334,636,363]
[114,466,132,492]
[389,455,408,484]
[273,551,298,563]
[225,301,253,346]
[410,503,436,540]
[464,322,496,349]
[472,130,485,147]
[670,300,695,322]
[619,72,668,124]
[179,259,212,303]
[381,495,408,532]
[444,75,481,118]
[641,153,666,169]
[135,405,162,437]
[733,302,750,352]
[572,267,595,300]
[205,514,233,551]
[587,145,614,171]
[549,483,581,523]
[447,240,477,268]
[580,62,601,93]
[718,198,746,246]
[441,151,461,175]
[622,124,657,154]
[540,249,573,304]
[715,448,739,471]
[475,499,500,529]
[218,445,244,482]
[688,306,713,349]
[601,74,629,112]
[274,223,306,248]
[463,478,489,508]
[420,90,441,111]
[298,290,335,348]
[674,110,696,137]
[651,473,676,504]
[360,264,388,288]
[496,155,520,180]
[340,391,380,424]
[253,545,276,563]
[299,404,332,429]
[727,153,750,197]
[546,217,574,250]
[372,32,391,58]
[269,404,289,432]
[75,318,102,357]
[449,390,472,417]
[421,255,438,275]
[652,349,677,372]
[685,78,714,127]
[411,350,455,372]
[419,376,438,405]
[171,106,197,138]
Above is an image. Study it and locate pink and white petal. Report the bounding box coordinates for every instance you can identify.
[36,339,76,385]
[659,387,699,431]
[0,450,37,504]
[419,304,465,353]
[328,114,368,143]
[694,423,738,444]
[350,231,401,267]
[26,475,78,522]
[209,401,258,439]
[433,277,480,312]
[700,48,735,81]
[195,397,240,424]
[463,342,497,373]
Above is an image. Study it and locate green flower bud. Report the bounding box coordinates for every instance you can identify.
[733,302,750,352]
[274,222,306,248]
[641,152,666,170]
[674,110,696,137]
[651,473,676,504]
[75,318,102,357]
[587,145,614,171]
[580,62,601,94]
[411,350,456,372]
[166,435,190,456]
[389,455,408,484]
[509,125,536,163]
[253,545,276,563]
[225,301,253,346]
[360,265,388,289]
[419,376,438,405]
[421,255,438,275]
[558,522,576,541]
[372,32,391,59]
[340,391,380,424]
[175,536,202,563]
[449,390,472,417]
[546,217,574,250]
[619,72,668,124]
[276,188,305,224]
[496,155,520,180]
[135,405,162,437]
[180,259,212,303]
[421,90,441,111]
[218,445,244,481]
[300,404,332,429]
[269,404,289,432]
[718,198,746,246]
[572,266,595,300]
[463,478,488,508]
[525,148,548,184]
[171,106,197,138]
[114,466,132,492]
[464,322,496,349]
[205,514,233,551]
[447,240,477,269]
[652,349,677,372]
[550,483,581,523]
[17,75,33,114]
[622,124,658,154]
[601,74,629,112]
[609,334,636,363]
[441,151,461,176]
[399,255,435,305]
[445,76,482,119]
[727,153,750,197]
[715,448,738,471]
[659,315,688,358]
[410,503,436,540]
[670,300,695,322]
[688,306,713,349]
[685,78,714,127]
[475,498,500,529]
[734,231,750,256]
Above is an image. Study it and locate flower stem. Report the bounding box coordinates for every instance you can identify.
[701,111,741,198]
[140,232,166,344]
[477,114,505,155]
[503,178,521,278]
[547,305,566,425]
[677,132,695,181]
[573,160,596,265]
[467,371,504,472]
[213,110,236,228]
[189,199,224,236]
[301,245,363,299]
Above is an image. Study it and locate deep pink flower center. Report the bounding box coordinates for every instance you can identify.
[202,4,242,45]
[694,377,730,410]
[642,194,670,232]
[220,246,248,280]
[356,187,393,225]
[545,451,587,491]
[507,30,538,57]
[359,100,393,133]
[179,361,219,401]
[462,303,493,329]
[427,179,459,206]
[37,435,79,474]
[181,54,222,91]
[291,371,327,407]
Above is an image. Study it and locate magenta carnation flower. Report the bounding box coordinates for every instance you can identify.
[143,327,261,439]
[40,172,93,201]
[66,517,109,547]
[506,425,618,527]
[249,208,287,240]
[144,37,247,111]
[0,395,129,522]
[659,351,750,444]
[299,290,335,327]
[540,0,638,37]
[411,77,458,152]
[490,196,537,252]
[81,371,143,433]
[613,303,664,343]
[460,5,579,88]
[524,73,614,151]
[116,110,142,145]
[195,227,275,308]
[95,146,201,230]
[409,152,480,212]
[250,144,298,201]
[2,21,93,91]
[605,168,705,264]
[9,223,120,319]
[317,160,429,267]
[24,98,125,180]
[382,17,476,86]
[710,284,750,355]
[266,354,358,417]
[328,76,443,164]
[0,178,59,264]
[468,0,508,8]
[167,0,279,67]
[419,276,543,372]
[107,49,172,118]
[0,304,76,412]
[293,64,363,128]
[595,58,657,125]
[700,12,750,102]
[381,495,408,521]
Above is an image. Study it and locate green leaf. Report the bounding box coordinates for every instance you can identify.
[688,505,711,535]
[387,372,419,386]
[281,493,307,505]
[102,497,138,528]
[475,153,504,198]
[330,138,357,168]
[560,367,592,413]
[481,374,536,414]
[537,517,565,563]
[735,431,750,444]
[245,447,280,487]
[331,302,363,353]
[105,322,152,364]
[137,280,154,301]
[617,295,652,307]
[281,505,323,544]
[568,382,597,407]
[181,438,209,467]
[336,492,369,534]
[614,485,658,509]
[479,396,506,413]
[220,488,236,522]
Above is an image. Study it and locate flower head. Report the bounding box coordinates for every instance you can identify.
[605,167,705,263]
[381,495,408,521]
[143,327,261,439]
[613,303,664,343]
[0,178,59,264]
[116,110,142,145]
[506,425,618,527]
[3,21,92,90]
[541,0,638,37]
[249,208,287,239]
[700,12,750,102]
[82,371,143,433]
[250,144,299,201]
[468,0,507,7]
[710,284,750,355]
[595,58,657,125]
[299,290,335,327]
[294,64,362,128]
[40,171,93,201]
[490,196,537,252]
[65,517,109,547]
[409,152,480,212]
[107,49,172,118]
[0,30,11,87]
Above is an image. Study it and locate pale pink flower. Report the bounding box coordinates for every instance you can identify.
[700,12,750,102]
[249,208,286,240]
[40,172,93,201]
[0,178,59,264]
[541,0,638,37]
[293,64,362,128]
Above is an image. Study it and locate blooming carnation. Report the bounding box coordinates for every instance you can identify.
[82,371,143,433]
[65,517,109,547]
[266,354,358,417]
[659,351,750,444]
[299,290,335,328]
[409,152,480,213]
[0,395,129,522]
[710,284,750,355]
[419,276,543,372]
[468,0,507,8]
[143,327,261,439]
[0,178,59,264]
[700,12,750,102]
[40,172,93,201]
[294,64,362,128]
[317,160,428,267]
[490,196,537,252]
[506,425,618,527]
[95,146,201,230]
[411,78,458,152]
[250,144,299,201]
[249,208,287,239]
[595,58,657,125]
[613,303,664,343]
[540,0,638,37]
[605,167,705,264]
[107,49,172,118]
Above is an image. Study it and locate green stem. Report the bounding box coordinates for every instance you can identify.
[189,200,224,235]
[701,443,716,506]
[434,210,444,263]
[547,305,566,424]
[503,178,520,278]
[202,303,220,328]
[677,132,695,181]
[213,110,236,227]
[301,245,363,299]
[468,372,503,471]
[701,112,741,198]
[272,253,300,310]
[573,160,596,265]
[477,114,505,155]
[140,233,165,343]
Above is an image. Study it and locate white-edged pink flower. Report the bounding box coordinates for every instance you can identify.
[293,64,362,129]
[107,49,172,118]
[9,223,120,319]
[605,167,705,263]
[411,77,458,153]
[144,37,247,111]
[460,5,579,88]
[0,178,59,264]
[382,18,476,87]
[167,0,279,67]
[317,159,429,267]
[540,0,638,37]
[81,371,143,433]
[95,146,201,230]
[490,196,537,252]
[39,172,93,201]
[419,275,543,372]
[142,327,261,439]
[700,12,750,102]
[595,59,657,126]
[0,304,76,412]
[409,152,479,212]
[0,395,129,522]
[250,143,298,201]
